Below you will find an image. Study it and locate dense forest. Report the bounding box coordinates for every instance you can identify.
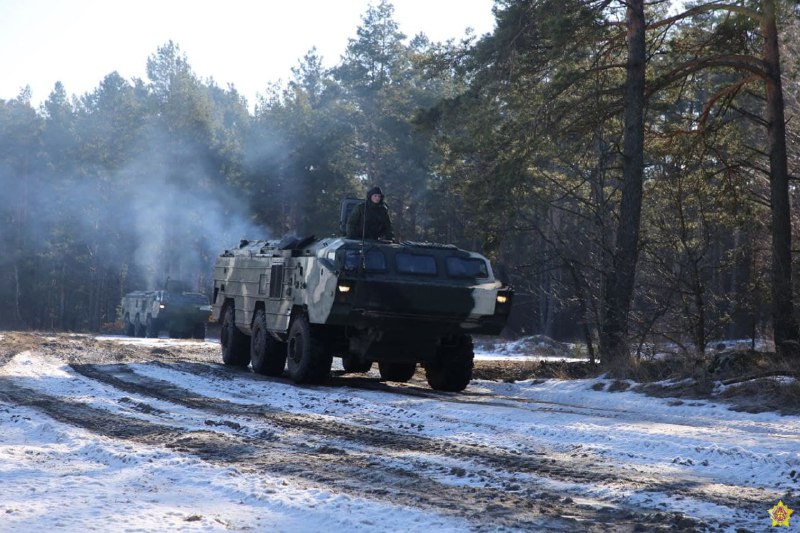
[1,0,798,366]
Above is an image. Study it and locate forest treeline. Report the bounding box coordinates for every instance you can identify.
[1,0,799,365]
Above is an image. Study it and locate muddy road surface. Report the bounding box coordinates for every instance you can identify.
[1,332,793,531]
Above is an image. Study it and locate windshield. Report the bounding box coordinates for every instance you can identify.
[343,249,387,272]
[445,256,489,279]
[164,292,208,305]
[395,253,437,275]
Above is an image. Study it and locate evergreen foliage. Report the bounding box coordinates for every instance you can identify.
[0,1,796,365]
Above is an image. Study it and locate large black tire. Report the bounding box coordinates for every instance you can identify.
[134,315,145,338]
[286,315,332,384]
[221,304,250,367]
[169,329,190,339]
[251,309,286,376]
[192,323,206,340]
[342,355,372,373]
[424,335,474,392]
[378,361,417,382]
[124,314,135,337]
[145,316,159,338]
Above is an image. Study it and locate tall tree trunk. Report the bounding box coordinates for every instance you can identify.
[13,263,23,327]
[599,0,646,368]
[762,0,799,354]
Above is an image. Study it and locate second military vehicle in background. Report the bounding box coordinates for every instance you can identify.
[120,279,211,339]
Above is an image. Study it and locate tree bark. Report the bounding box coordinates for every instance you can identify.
[599,0,646,368]
[14,264,22,327]
[762,0,800,353]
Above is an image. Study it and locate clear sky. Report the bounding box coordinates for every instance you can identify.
[0,0,496,108]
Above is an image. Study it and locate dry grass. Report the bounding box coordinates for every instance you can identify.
[473,346,800,415]
[473,358,600,381]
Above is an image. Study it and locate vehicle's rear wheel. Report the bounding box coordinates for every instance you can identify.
[192,323,206,340]
[251,309,286,376]
[378,361,417,382]
[145,316,158,338]
[134,315,145,337]
[221,304,250,367]
[286,315,331,384]
[169,329,190,339]
[342,355,372,373]
[424,335,474,392]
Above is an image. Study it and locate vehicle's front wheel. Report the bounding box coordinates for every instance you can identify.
[424,335,474,392]
[221,304,250,367]
[251,309,286,376]
[286,315,331,384]
[378,361,417,382]
[342,355,372,373]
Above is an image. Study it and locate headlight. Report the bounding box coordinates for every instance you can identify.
[337,283,352,294]
[159,304,166,309]
[496,295,508,304]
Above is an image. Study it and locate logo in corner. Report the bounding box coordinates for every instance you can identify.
[768,500,794,527]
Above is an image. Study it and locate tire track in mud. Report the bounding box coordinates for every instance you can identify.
[0,376,644,532]
[0,336,767,529]
[67,361,772,523]
[183,361,728,431]
[153,360,786,473]
[158,359,631,419]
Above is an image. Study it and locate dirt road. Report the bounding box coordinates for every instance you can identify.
[0,332,791,531]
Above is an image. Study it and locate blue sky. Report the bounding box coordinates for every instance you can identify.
[0,0,495,108]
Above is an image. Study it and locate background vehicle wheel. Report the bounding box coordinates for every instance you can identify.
[145,316,158,338]
[134,315,145,337]
[342,355,372,373]
[221,304,250,367]
[251,309,286,376]
[378,361,417,382]
[286,315,331,384]
[192,323,206,340]
[424,335,474,392]
[124,314,134,336]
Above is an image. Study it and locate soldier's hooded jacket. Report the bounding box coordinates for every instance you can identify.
[346,186,394,240]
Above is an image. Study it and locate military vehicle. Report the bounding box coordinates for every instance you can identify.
[211,203,513,392]
[120,279,211,339]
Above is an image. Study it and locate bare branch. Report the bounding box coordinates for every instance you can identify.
[698,74,760,126]
[648,55,767,97]
[647,2,763,32]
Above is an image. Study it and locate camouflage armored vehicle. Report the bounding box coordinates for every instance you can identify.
[211,219,513,392]
[120,280,211,339]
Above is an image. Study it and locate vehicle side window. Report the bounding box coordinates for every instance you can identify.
[446,257,489,279]
[396,253,437,275]
[343,249,387,272]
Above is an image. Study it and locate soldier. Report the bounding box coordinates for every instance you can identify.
[346,185,395,241]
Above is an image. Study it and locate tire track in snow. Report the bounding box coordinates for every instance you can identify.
[67,361,775,521]
[0,373,636,532]
[0,334,774,529]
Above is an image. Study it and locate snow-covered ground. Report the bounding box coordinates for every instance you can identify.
[0,334,798,532]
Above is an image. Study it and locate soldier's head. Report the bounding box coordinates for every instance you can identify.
[367,186,384,204]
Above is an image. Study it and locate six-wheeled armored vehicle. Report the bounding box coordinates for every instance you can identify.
[120,279,211,339]
[211,230,513,392]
